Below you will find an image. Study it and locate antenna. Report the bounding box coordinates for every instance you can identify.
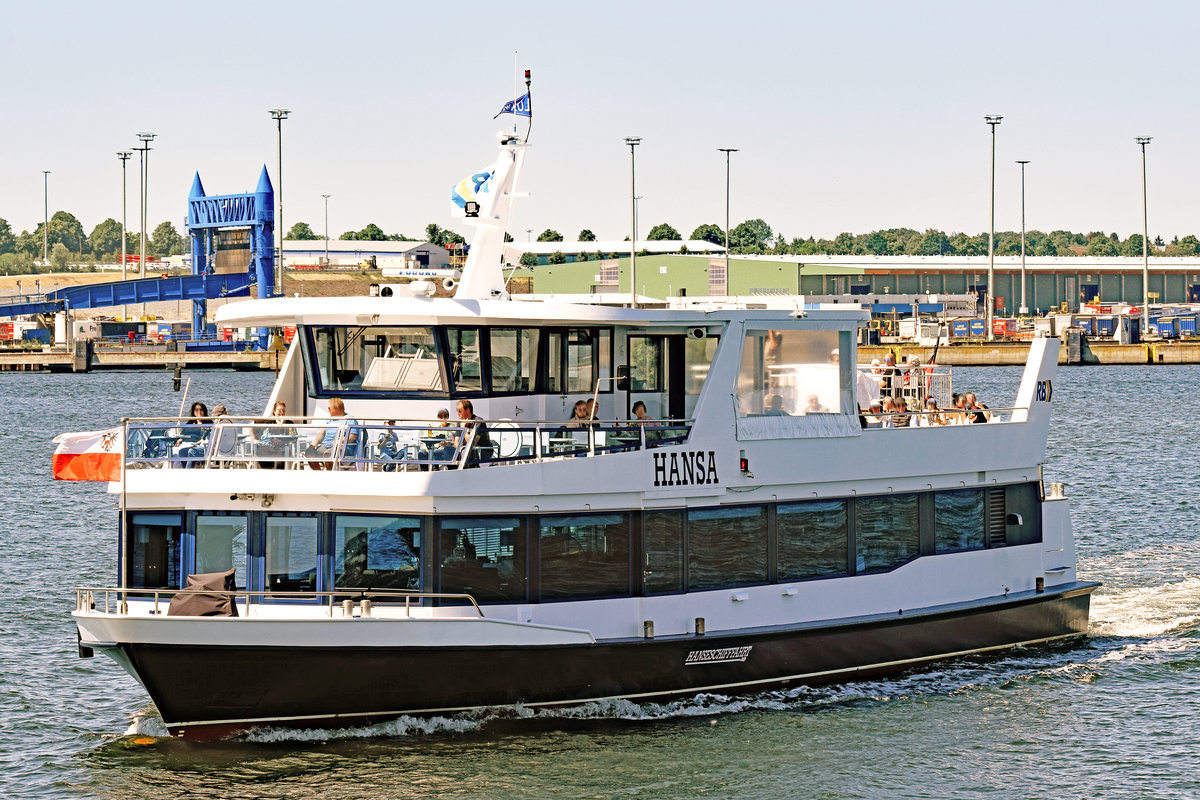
[523,68,533,143]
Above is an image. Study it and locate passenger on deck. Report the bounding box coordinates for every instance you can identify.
[965,392,991,423]
[864,399,884,428]
[915,396,944,427]
[765,394,788,415]
[173,401,210,468]
[880,396,897,428]
[892,396,912,427]
[880,353,899,398]
[306,397,358,470]
[456,399,492,465]
[254,401,296,469]
[802,394,829,414]
[425,409,456,465]
[565,400,592,428]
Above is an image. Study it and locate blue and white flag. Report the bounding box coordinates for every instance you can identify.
[451,168,495,216]
[493,92,531,119]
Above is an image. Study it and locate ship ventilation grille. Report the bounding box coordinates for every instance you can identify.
[986,487,1007,546]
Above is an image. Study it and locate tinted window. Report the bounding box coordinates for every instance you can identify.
[195,513,248,590]
[644,510,684,594]
[777,499,849,580]
[540,514,630,600]
[934,490,985,553]
[446,327,482,392]
[687,505,767,590]
[127,513,182,589]
[310,326,443,394]
[265,516,319,593]
[489,328,540,393]
[855,494,919,573]
[440,517,526,602]
[334,515,422,591]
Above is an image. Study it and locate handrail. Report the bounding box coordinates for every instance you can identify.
[74,586,486,619]
[122,416,696,471]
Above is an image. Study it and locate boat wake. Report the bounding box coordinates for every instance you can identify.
[1089,575,1200,638]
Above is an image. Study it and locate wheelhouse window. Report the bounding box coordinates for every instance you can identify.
[439,517,526,603]
[309,326,443,394]
[777,499,849,580]
[628,336,663,391]
[736,328,845,417]
[546,328,612,394]
[265,515,319,594]
[446,327,482,392]
[489,327,540,394]
[195,513,248,590]
[855,494,919,573]
[687,505,768,590]
[334,515,421,591]
[539,513,630,600]
[126,513,182,589]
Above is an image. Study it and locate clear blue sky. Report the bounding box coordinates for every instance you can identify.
[3,0,1199,244]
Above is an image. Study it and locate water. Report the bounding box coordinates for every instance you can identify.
[3,365,1200,799]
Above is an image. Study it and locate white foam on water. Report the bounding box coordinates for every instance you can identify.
[123,709,168,738]
[1090,575,1200,637]
[241,714,485,743]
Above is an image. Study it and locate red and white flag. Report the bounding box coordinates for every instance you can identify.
[52,428,123,482]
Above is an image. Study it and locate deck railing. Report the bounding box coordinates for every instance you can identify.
[122,416,694,471]
[75,586,486,618]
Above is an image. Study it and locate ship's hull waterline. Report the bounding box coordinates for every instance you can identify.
[95,583,1095,740]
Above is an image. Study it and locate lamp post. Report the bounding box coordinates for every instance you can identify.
[269,109,290,297]
[1016,160,1030,315]
[322,194,330,267]
[135,133,156,280]
[1136,136,1152,334]
[984,115,1002,339]
[42,171,50,265]
[718,148,738,292]
[117,152,131,282]
[624,136,641,308]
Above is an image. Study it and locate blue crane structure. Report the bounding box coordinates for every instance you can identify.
[0,168,276,348]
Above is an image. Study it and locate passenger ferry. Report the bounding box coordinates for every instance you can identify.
[69,123,1096,740]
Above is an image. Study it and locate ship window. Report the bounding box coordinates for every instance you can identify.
[736,329,843,416]
[309,326,444,394]
[195,513,248,591]
[489,327,540,393]
[439,517,526,603]
[446,327,483,392]
[934,489,986,553]
[539,513,630,600]
[334,515,422,592]
[628,336,663,391]
[265,515,319,594]
[777,499,849,580]
[126,513,182,590]
[644,510,684,594]
[687,505,768,590]
[855,494,919,573]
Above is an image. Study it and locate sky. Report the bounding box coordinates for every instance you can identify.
[3,0,1200,245]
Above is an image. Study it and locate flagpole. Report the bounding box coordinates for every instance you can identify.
[513,51,518,136]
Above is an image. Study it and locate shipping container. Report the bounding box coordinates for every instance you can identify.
[1156,317,1177,338]
[950,320,971,337]
[968,319,987,337]
[1178,316,1197,336]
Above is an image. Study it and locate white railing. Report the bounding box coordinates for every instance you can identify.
[75,586,485,618]
[122,416,695,471]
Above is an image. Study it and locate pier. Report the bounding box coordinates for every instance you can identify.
[0,345,282,373]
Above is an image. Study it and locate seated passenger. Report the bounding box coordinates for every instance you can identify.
[423,408,456,465]
[915,396,943,427]
[173,401,210,468]
[306,397,358,470]
[864,399,883,428]
[565,400,591,428]
[764,394,788,415]
[892,396,912,427]
[254,401,295,469]
[802,394,829,414]
[879,396,897,428]
[965,392,991,423]
[455,399,492,465]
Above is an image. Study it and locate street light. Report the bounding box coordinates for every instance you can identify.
[624,136,641,308]
[1016,160,1030,315]
[1136,136,1152,334]
[117,152,131,282]
[269,109,291,297]
[718,148,738,292]
[984,115,1002,339]
[42,171,50,265]
[135,132,156,281]
[322,194,331,266]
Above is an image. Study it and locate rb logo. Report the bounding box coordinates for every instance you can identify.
[1035,379,1053,402]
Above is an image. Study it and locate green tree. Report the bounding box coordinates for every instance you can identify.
[578,229,596,242]
[150,221,187,257]
[0,251,35,274]
[519,252,538,267]
[1170,235,1200,256]
[387,233,415,241]
[730,218,773,252]
[50,242,71,271]
[88,218,124,257]
[912,229,951,256]
[537,229,563,242]
[1083,235,1119,257]
[0,218,14,254]
[577,251,590,262]
[647,223,680,240]
[1121,233,1146,257]
[1154,235,1165,247]
[287,222,320,240]
[547,250,567,264]
[689,223,726,245]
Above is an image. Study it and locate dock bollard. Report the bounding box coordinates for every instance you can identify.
[360,599,373,618]
[695,617,706,636]
[342,599,354,617]
[643,620,654,639]
[1036,577,1045,593]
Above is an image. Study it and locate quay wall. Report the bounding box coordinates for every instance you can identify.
[0,348,281,372]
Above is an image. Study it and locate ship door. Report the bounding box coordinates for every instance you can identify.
[627,335,685,422]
